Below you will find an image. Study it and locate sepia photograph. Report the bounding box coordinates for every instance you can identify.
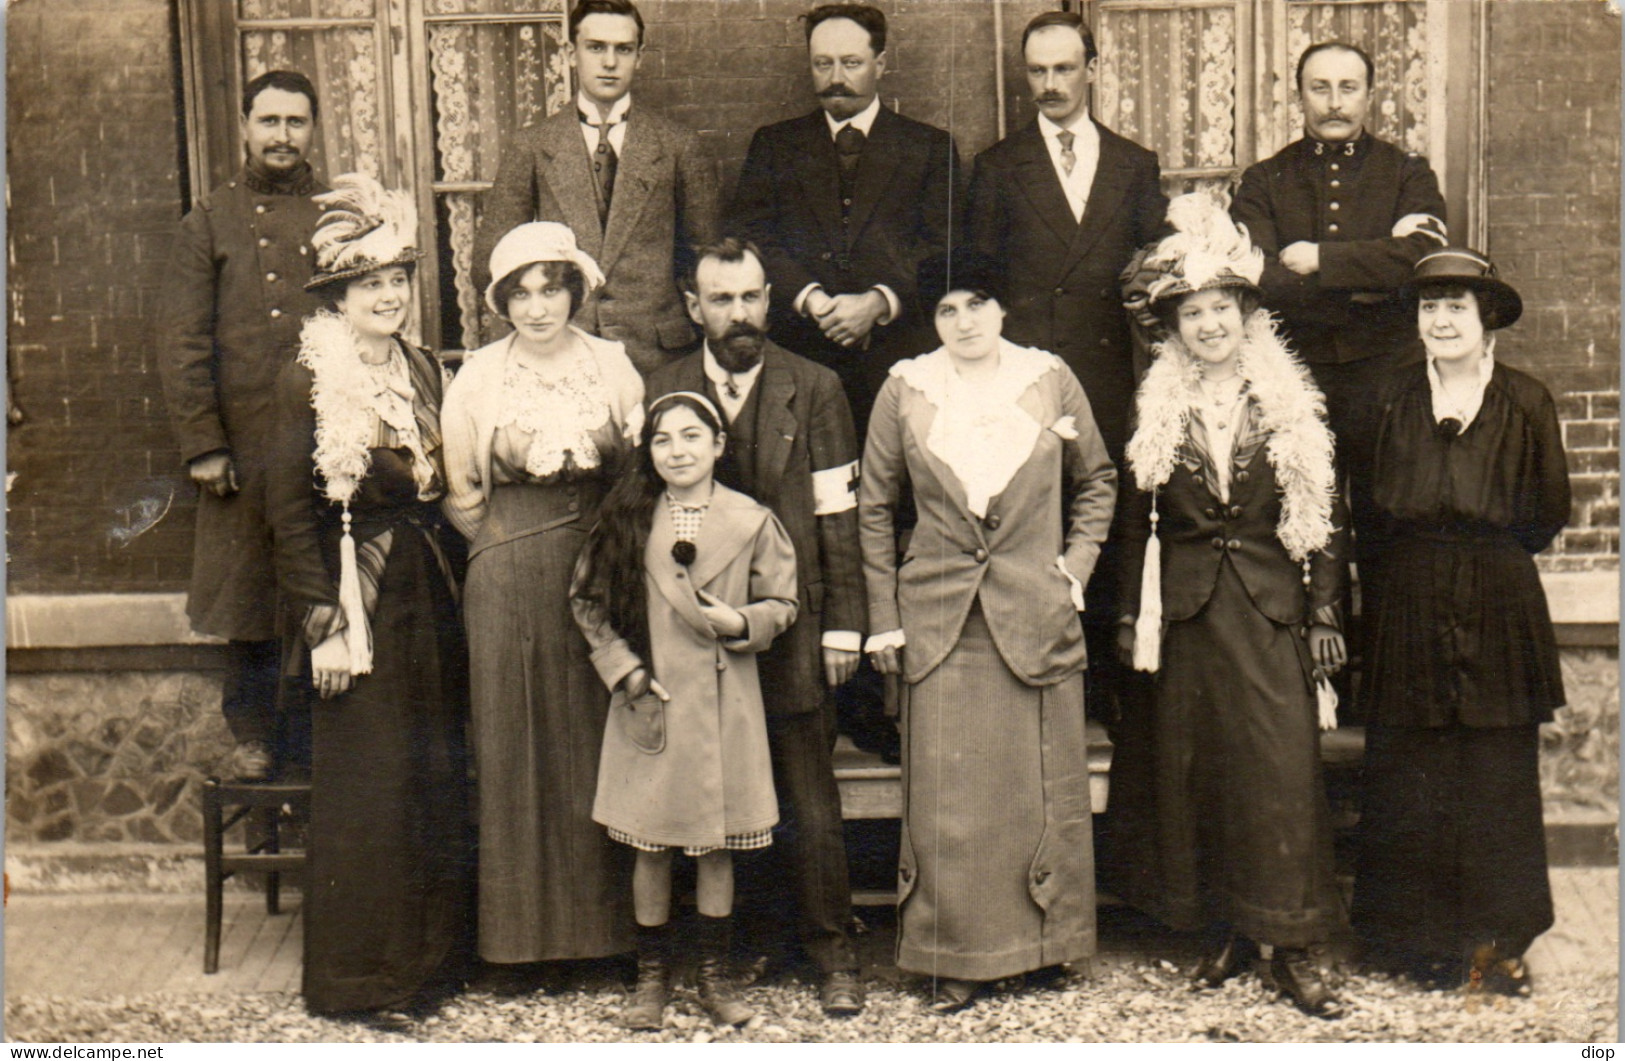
[3,0,1620,1044]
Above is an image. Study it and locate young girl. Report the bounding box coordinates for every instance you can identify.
[1110,193,1350,1018]
[571,391,798,1031]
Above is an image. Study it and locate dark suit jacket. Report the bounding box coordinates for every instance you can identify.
[476,106,719,375]
[647,341,865,717]
[1230,133,1446,365]
[730,106,961,428]
[965,119,1167,460]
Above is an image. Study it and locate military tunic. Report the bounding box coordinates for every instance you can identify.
[158,165,328,640]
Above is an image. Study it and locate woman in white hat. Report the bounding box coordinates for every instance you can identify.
[1353,249,1569,995]
[1110,193,1350,1018]
[265,173,471,1018]
[441,222,644,968]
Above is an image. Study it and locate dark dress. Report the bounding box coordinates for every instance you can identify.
[1108,398,1349,949]
[267,345,472,1015]
[1353,360,1570,963]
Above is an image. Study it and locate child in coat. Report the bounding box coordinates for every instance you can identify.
[571,391,799,1031]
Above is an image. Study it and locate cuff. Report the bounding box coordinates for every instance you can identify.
[301,602,346,650]
[1310,603,1343,633]
[872,285,901,325]
[865,629,906,653]
[793,283,824,316]
[1057,555,1086,612]
[821,630,861,652]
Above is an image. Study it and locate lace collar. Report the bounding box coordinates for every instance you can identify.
[891,340,1060,517]
[497,334,615,480]
[1426,341,1496,431]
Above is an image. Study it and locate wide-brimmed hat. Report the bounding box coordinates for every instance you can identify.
[304,173,421,293]
[484,222,606,316]
[1130,192,1264,308]
[1402,247,1523,330]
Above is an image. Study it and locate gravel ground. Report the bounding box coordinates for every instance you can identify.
[7,958,1616,1043]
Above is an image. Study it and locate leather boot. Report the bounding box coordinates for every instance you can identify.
[623,922,670,1031]
[1193,934,1255,988]
[1272,948,1342,1019]
[694,914,755,1026]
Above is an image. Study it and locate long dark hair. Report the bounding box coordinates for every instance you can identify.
[575,393,725,665]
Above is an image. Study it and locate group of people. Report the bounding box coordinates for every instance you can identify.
[155,0,1572,1032]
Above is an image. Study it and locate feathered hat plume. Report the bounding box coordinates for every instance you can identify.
[1138,191,1264,307]
[305,173,420,292]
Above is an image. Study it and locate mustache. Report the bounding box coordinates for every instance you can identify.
[818,85,859,98]
[721,321,765,341]
[1036,93,1068,104]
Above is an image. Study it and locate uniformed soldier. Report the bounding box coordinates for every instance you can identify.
[1231,41,1448,559]
[157,70,328,781]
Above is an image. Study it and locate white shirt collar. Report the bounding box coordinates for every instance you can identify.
[1038,110,1096,146]
[824,95,882,139]
[703,344,765,418]
[578,91,632,126]
[1426,342,1496,431]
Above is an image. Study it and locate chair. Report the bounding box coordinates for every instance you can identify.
[201,777,310,974]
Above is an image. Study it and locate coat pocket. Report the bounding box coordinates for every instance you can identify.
[615,689,667,755]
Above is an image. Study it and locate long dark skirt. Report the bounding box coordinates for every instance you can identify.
[1353,723,1553,962]
[897,606,1095,981]
[304,527,473,1014]
[465,481,634,963]
[1106,562,1343,948]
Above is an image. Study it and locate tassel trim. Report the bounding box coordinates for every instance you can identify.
[1132,496,1163,673]
[336,504,373,676]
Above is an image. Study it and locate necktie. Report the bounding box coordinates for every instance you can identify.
[583,111,619,226]
[1057,129,1077,177]
[835,124,865,185]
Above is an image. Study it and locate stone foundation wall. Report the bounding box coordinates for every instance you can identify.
[6,648,1618,847]
[6,671,232,845]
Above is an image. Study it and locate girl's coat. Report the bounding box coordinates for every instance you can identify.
[572,483,798,849]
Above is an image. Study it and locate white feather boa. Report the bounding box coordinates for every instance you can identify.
[1125,311,1337,563]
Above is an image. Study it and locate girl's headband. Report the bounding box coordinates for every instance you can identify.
[648,390,724,427]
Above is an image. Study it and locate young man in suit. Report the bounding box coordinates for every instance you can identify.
[730,2,960,441]
[1230,41,1448,555]
[647,238,868,1018]
[475,0,718,375]
[964,10,1167,725]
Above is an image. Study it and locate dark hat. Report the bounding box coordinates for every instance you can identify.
[304,173,421,293]
[918,247,1007,309]
[1402,247,1523,330]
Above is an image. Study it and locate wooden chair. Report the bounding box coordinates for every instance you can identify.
[201,777,309,973]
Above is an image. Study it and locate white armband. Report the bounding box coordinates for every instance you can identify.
[812,460,859,516]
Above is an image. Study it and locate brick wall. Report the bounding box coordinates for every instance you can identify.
[7,0,194,593]
[1486,1,1622,571]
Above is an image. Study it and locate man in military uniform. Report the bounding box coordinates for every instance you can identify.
[1231,41,1447,549]
[158,70,328,780]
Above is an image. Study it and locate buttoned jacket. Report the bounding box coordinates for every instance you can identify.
[156,165,328,640]
[1230,133,1446,365]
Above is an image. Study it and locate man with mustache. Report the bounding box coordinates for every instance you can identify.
[647,238,868,1018]
[963,10,1166,727]
[731,2,960,442]
[1231,41,1447,574]
[475,0,718,375]
[157,70,327,782]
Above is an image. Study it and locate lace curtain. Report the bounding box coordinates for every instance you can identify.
[428,9,570,350]
[1093,1,1431,200]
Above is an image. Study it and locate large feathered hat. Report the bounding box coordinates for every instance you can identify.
[1131,191,1264,307]
[304,173,421,293]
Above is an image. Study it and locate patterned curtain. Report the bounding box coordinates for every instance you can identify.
[1283,2,1430,156]
[428,6,569,350]
[1095,2,1242,201]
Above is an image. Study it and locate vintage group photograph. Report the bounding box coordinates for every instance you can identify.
[3,0,1620,1045]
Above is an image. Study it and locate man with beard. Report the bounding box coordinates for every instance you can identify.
[731,2,959,441]
[157,70,327,781]
[646,238,867,1018]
